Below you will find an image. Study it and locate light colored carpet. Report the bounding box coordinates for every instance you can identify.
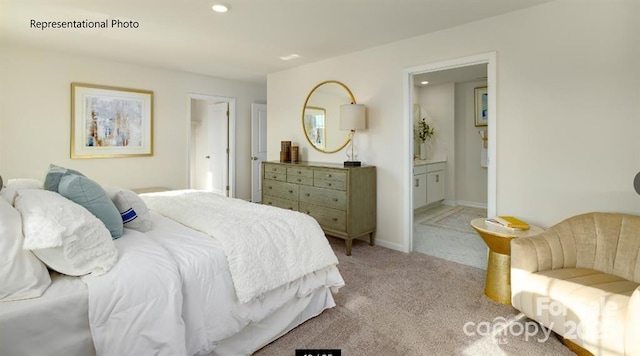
[254,238,575,356]
[414,205,488,270]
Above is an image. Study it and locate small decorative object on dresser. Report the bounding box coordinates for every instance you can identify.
[262,161,376,256]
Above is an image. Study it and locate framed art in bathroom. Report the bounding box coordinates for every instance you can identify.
[71,83,154,159]
[474,86,488,127]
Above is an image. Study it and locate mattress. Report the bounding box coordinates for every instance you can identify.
[0,212,343,356]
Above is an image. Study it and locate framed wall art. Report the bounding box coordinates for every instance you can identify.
[71,83,153,158]
[474,86,488,127]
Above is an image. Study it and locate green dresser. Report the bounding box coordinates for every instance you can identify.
[262,161,376,255]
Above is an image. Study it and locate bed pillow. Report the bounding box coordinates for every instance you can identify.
[43,164,85,191]
[0,197,51,301]
[58,175,123,239]
[14,189,118,276]
[103,186,153,232]
[1,178,44,205]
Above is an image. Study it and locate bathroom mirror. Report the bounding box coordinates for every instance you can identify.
[302,80,355,153]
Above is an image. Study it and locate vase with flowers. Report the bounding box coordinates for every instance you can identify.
[416,117,434,160]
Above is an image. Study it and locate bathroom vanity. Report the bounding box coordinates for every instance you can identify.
[413,159,446,210]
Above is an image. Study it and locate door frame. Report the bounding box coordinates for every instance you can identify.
[402,52,497,253]
[186,93,236,197]
[251,103,267,203]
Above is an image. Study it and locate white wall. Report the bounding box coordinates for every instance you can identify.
[416,83,456,204]
[267,0,640,250]
[0,45,266,199]
[455,80,488,206]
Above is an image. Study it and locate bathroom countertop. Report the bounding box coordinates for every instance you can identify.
[413,158,447,166]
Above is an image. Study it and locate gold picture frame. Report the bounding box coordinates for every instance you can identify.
[71,83,153,159]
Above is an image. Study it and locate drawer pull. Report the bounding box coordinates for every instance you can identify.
[328,174,332,178]
[267,202,272,205]
[327,183,332,187]
[333,198,338,202]
[297,178,301,182]
[305,193,310,197]
[305,211,310,214]
[288,190,293,193]
[268,186,272,189]
[332,218,338,221]
[272,175,277,179]
[297,170,302,174]
[272,168,277,171]
[288,207,293,210]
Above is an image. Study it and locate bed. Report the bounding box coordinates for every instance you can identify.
[0,170,344,356]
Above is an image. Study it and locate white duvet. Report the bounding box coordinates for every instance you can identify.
[140,190,340,304]
[83,202,344,356]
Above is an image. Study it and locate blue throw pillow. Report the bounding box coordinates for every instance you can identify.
[58,175,123,239]
[44,164,86,192]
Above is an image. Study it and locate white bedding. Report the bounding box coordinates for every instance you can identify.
[83,212,344,356]
[0,272,94,356]
[140,190,340,304]
[1,204,344,356]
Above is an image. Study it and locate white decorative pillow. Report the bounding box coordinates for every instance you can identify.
[0,197,51,301]
[1,178,43,205]
[14,189,118,276]
[103,186,152,232]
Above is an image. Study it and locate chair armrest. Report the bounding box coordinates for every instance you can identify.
[626,286,640,354]
[511,231,574,310]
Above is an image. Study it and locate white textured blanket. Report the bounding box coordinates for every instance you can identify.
[140,190,339,304]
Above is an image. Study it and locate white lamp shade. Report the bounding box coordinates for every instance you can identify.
[340,104,366,131]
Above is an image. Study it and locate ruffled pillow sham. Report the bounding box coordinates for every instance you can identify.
[14,189,118,277]
[0,197,51,301]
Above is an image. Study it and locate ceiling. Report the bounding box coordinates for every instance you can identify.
[413,64,488,87]
[0,0,553,84]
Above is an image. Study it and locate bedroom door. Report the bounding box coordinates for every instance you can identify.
[207,102,229,196]
[251,103,267,202]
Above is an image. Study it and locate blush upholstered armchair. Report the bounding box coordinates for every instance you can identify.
[511,212,640,356]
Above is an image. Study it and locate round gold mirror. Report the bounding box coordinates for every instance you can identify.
[302,80,355,153]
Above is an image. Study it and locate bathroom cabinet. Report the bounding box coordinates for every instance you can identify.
[413,160,446,209]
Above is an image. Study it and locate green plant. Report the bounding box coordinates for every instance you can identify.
[417,118,434,143]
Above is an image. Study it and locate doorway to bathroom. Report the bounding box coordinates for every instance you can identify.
[402,52,497,265]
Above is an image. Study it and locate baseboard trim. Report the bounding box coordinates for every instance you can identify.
[456,200,487,209]
[371,239,404,253]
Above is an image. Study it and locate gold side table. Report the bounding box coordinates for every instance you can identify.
[470,218,544,305]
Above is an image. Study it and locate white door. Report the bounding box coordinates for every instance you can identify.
[251,103,267,202]
[207,102,229,196]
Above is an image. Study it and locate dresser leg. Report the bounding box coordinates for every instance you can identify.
[345,239,352,256]
[369,232,375,246]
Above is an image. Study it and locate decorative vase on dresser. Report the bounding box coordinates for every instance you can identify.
[262,161,376,256]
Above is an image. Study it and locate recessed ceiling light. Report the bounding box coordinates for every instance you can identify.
[280,54,300,61]
[212,3,230,12]
[421,81,429,85]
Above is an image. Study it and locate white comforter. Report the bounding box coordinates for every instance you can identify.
[83,207,344,356]
[140,190,340,303]
[82,228,188,355]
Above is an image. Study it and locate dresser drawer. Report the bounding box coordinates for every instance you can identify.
[314,169,347,190]
[287,167,314,185]
[299,186,347,210]
[263,196,298,211]
[264,163,287,175]
[314,169,346,182]
[264,172,286,181]
[299,203,346,232]
[287,175,313,186]
[263,180,299,201]
[287,167,314,178]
